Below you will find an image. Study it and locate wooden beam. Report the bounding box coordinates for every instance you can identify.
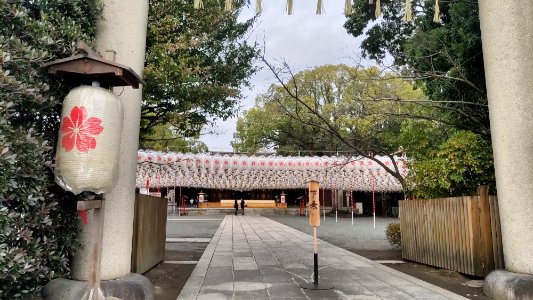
[77,200,102,210]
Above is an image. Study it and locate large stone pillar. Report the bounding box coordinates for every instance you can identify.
[72,0,149,281]
[478,1,533,298]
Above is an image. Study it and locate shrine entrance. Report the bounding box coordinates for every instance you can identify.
[136,150,407,216]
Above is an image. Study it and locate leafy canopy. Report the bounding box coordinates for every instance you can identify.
[236,63,494,197]
[342,0,495,197]
[142,0,259,141]
[344,0,488,137]
[233,64,426,156]
[233,64,433,190]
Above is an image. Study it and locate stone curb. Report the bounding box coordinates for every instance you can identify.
[176,216,228,300]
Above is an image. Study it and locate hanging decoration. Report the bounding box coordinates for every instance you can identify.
[54,86,123,195]
[433,0,440,23]
[193,0,203,9]
[375,0,381,18]
[225,0,233,12]
[316,0,324,15]
[403,0,412,22]
[189,0,436,18]
[136,150,407,193]
[344,0,352,16]
[287,0,294,15]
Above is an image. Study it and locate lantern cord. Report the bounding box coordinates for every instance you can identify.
[316,0,323,15]
[403,0,412,22]
[225,0,233,12]
[287,0,294,15]
[433,0,440,23]
[256,0,263,14]
[116,86,125,96]
[344,0,352,16]
[375,0,381,18]
[193,0,203,9]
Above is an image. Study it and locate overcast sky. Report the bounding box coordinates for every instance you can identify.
[200,0,367,151]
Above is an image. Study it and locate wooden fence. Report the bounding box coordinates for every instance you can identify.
[400,186,504,277]
[131,194,167,274]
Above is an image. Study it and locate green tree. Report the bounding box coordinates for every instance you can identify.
[342,0,495,197]
[344,0,488,137]
[233,64,428,189]
[1,1,100,297]
[142,0,259,141]
[408,131,495,199]
[240,62,494,197]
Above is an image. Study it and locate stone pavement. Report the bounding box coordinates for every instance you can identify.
[177,215,467,300]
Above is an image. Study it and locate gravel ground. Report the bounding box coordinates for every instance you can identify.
[266,214,399,253]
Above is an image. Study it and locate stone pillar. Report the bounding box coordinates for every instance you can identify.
[72,0,149,281]
[479,1,533,298]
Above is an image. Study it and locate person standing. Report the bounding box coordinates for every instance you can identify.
[240,198,245,215]
[234,199,238,216]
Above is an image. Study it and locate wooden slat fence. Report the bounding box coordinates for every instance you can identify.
[400,186,504,277]
[131,194,167,274]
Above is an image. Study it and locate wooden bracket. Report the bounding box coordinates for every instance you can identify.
[77,200,102,210]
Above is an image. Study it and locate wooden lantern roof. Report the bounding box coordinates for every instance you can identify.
[44,42,145,89]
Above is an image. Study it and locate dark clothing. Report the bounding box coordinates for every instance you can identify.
[234,200,239,215]
[240,199,245,215]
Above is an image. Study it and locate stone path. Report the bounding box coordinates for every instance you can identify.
[177,215,466,300]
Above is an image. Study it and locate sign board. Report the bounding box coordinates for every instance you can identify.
[308,181,320,227]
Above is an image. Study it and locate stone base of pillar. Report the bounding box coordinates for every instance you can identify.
[484,269,533,299]
[42,273,154,300]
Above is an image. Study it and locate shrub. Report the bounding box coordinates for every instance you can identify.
[386,222,401,248]
[0,112,78,298]
[0,1,100,298]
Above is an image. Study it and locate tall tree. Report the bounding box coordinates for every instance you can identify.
[342,0,495,196]
[233,64,430,189]
[142,0,259,141]
[344,0,488,137]
[236,62,494,196]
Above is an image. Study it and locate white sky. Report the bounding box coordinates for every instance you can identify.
[200,0,366,151]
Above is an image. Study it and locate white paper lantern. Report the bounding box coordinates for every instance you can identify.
[55,86,123,194]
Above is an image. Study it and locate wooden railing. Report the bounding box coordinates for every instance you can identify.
[400,186,504,277]
[131,194,167,274]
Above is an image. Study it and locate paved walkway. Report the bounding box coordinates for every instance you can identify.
[177,216,466,300]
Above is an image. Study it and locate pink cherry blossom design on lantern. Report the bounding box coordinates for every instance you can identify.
[61,106,104,153]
